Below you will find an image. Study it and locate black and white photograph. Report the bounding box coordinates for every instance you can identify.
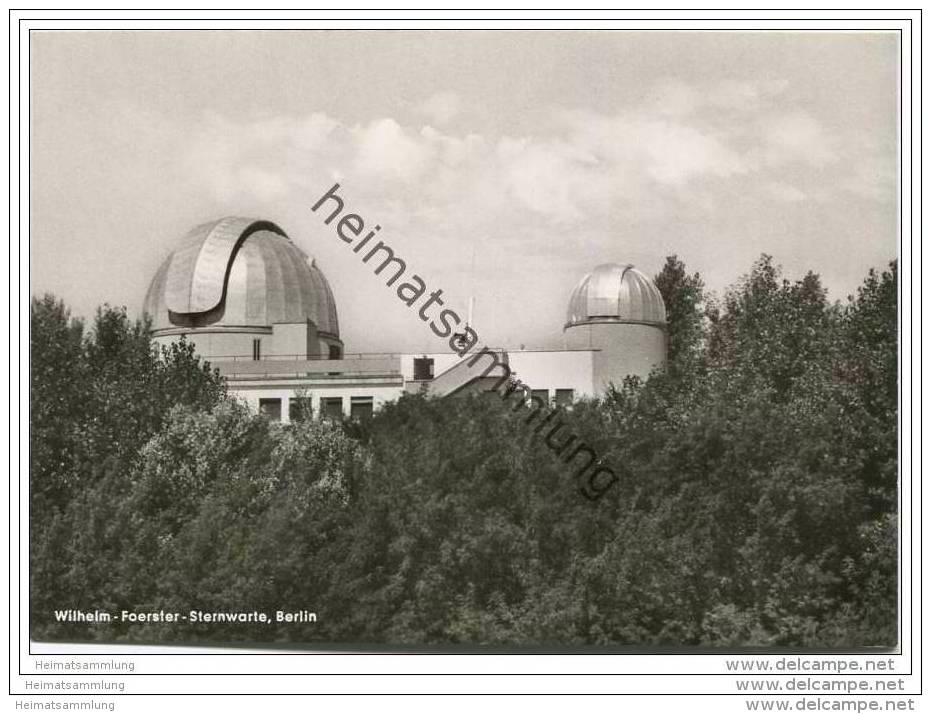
[12,9,919,710]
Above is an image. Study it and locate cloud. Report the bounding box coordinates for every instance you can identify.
[234,166,291,202]
[173,79,889,233]
[352,118,430,181]
[180,111,340,202]
[633,119,747,184]
[496,136,587,220]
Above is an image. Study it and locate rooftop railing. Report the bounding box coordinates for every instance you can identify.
[211,353,405,381]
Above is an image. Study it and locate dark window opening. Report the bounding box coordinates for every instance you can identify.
[289,397,313,422]
[328,344,342,359]
[350,396,374,420]
[413,357,435,381]
[258,397,281,421]
[555,389,574,406]
[531,389,549,405]
[252,338,262,361]
[321,397,343,420]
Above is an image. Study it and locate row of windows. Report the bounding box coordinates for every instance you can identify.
[531,388,574,406]
[258,396,374,422]
[258,388,575,423]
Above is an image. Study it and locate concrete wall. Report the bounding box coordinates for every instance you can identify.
[318,334,343,359]
[563,322,666,391]
[268,321,340,359]
[506,350,597,399]
[153,321,340,362]
[269,322,310,358]
[213,356,400,378]
[231,382,405,422]
[153,330,269,360]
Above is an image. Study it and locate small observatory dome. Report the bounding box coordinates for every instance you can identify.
[142,217,339,338]
[565,263,666,329]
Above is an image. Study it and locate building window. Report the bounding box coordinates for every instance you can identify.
[258,397,281,421]
[289,397,313,422]
[321,397,343,420]
[413,357,435,381]
[252,338,262,361]
[328,344,342,359]
[350,396,374,420]
[531,389,549,405]
[555,389,574,406]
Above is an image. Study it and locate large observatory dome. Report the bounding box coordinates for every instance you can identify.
[142,217,339,337]
[565,263,666,329]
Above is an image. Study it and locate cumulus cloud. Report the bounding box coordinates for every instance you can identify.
[173,78,890,233]
[352,118,430,180]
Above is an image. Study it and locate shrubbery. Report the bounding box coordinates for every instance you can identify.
[29,255,898,648]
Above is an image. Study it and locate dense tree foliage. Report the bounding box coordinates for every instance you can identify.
[29,257,898,648]
[654,255,706,373]
[30,298,227,637]
[31,298,226,518]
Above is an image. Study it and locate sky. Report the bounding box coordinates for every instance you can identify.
[29,30,899,353]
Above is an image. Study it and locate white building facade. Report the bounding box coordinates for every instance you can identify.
[143,217,668,422]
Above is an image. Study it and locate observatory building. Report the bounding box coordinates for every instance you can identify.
[564,262,669,393]
[143,217,668,421]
